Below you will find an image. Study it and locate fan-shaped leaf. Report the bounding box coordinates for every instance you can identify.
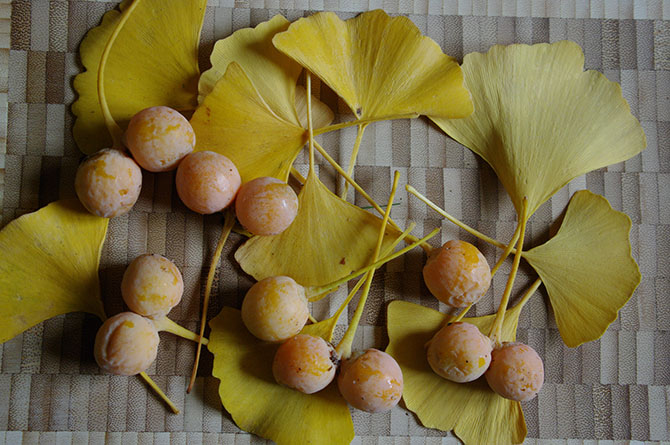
[72,0,206,154]
[523,190,640,347]
[208,307,354,445]
[386,300,526,445]
[432,41,645,216]
[235,172,397,287]
[0,200,108,343]
[273,10,473,120]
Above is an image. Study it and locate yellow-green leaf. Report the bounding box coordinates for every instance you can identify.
[431,41,646,217]
[72,0,206,154]
[235,172,397,287]
[386,300,526,445]
[523,190,640,347]
[208,307,354,445]
[0,200,108,343]
[273,10,473,120]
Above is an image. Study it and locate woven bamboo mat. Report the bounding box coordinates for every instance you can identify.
[0,1,668,444]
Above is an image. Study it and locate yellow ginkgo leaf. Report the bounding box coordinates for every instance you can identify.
[432,41,646,216]
[272,10,473,120]
[72,0,206,154]
[192,17,333,182]
[386,300,526,445]
[0,200,108,343]
[523,190,640,347]
[208,307,354,445]
[235,172,397,287]
[198,14,300,125]
[190,62,305,183]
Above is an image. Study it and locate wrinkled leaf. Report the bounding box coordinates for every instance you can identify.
[0,200,108,343]
[208,307,354,445]
[235,172,397,287]
[72,0,206,154]
[432,41,645,216]
[386,300,526,445]
[273,10,473,120]
[523,190,640,347]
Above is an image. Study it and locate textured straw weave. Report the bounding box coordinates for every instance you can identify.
[0,1,669,444]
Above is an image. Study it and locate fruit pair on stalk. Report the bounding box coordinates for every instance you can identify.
[424,240,544,402]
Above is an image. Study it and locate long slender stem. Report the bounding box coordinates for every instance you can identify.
[512,278,542,312]
[312,140,430,254]
[306,73,315,174]
[290,167,306,185]
[309,222,415,302]
[489,198,529,346]
[337,171,400,358]
[187,209,235,393]
[152,316,208,345]
[340,124,368,199]
[313,113,418,136]
[139,372,179,414]
[449,224,522,323]
[406,184,507,250]
[98,0,140,149]
[305,227,439,298]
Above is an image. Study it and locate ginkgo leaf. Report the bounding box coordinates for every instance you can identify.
[431,41,646,216]
[72,0,206,154]
[198,14,300,125]
[386,300,526,445]
[208,307,354,445]
[523,190,640,347]
[235,172,397,287]
[190,62,305,183]
[192,17,333,182]
[0,200,108,343]
[272,10,473,120]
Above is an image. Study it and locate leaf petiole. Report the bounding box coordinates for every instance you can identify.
[313,113,418,136]
[305,227,439,299]
[489,198,529,346]
[152,316,208,345]
[139,372,179,414]
[187,208,235,393]
[340,124,368,199]
[406,184,507,250]
[336,171,400,358]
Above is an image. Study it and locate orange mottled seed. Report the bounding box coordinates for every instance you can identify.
[175,151,241,214]
[426,321,492,383]
[125,106,195,172]
[423,240,491,307]
[337,349,403,413]
[75,148,142,218]
[485,342,544,402]
[272,334,339,394]
[235,177,299,236]
[121,253,184,318]
[94,312,159,376]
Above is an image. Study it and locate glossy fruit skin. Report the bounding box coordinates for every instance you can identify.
[485,342,544,402]
[272,334,339,394]
[75,148,142,218]
[94,312,159,376]
[175,151,241,214]
[423,240,491,307]
[125,106,195,172]
[235,177,299,236]
[241,276,309,342]
[338,349,403,413]
[121,253,184,318]
[426,322,492,383]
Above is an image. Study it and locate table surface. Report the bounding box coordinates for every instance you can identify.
[0,1,668,444]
